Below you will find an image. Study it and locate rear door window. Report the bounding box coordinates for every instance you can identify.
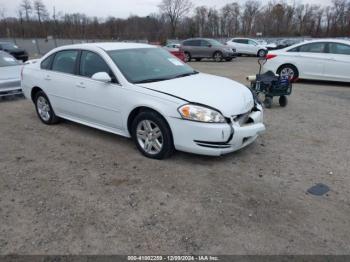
[183,40,200,47]
[299,43,326,53]
[52,50,79,74]
[328,43,350,55]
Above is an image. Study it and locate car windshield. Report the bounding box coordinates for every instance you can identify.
[108,48,197,84]
[1,43,18,49]
[207,39,223,47]
[0,52,20,67]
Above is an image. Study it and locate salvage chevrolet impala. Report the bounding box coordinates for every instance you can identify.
[22,43,265,159]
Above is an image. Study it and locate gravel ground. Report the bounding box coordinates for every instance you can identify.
[0,57,350,255]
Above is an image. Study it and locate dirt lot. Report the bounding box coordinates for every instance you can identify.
[0,57,350,255]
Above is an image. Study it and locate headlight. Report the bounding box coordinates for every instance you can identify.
[178,104,226,123]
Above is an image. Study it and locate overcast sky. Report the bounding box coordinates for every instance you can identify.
[0,0,333,18]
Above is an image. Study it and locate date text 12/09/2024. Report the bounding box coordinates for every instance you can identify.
[127,256,220,261]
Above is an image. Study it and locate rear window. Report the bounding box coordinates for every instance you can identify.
[290,42,327,53]
[234,39,248,44]
[40,54,54,70]
[0,52,20,67]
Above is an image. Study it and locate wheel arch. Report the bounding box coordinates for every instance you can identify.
[277,63,299,76]
[31,86,44,103]
[127,106,173,139]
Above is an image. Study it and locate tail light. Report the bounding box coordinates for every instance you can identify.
[266,54,277,60]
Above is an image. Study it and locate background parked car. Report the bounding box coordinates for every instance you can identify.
[226,38,268,57]
[0,51,22,98]
[275,39,304,50]
[163,44,185,62]
[181,38,237,62]
[0,42,29,62]
[263,39,350,82]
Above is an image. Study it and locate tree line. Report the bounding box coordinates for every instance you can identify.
[0,0,349,42]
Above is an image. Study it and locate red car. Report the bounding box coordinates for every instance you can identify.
[164,44,186,62]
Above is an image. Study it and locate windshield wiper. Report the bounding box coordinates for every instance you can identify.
[134,78,171,84]
[173,71,199,79]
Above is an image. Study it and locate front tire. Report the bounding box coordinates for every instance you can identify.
[34,91,59,125]
[131,111,174,160]
[279,96,288,107]
[257,49,267,57]
[277,64,299,81]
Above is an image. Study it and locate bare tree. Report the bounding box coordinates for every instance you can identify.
[241,0,260,35]
[195,6,208,37]
[33,0,48,25]
[158,0,193,37]
[20,0,32,22]
[221,3,240,37]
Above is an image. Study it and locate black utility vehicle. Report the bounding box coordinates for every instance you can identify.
[0,42,28,62]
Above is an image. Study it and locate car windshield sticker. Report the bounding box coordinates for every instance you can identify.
[168,58,184,66]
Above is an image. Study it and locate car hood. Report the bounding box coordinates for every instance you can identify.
[137,73,254,116]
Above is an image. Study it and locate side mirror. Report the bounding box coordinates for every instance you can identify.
[208,44,212,48]
[92,72,111,83]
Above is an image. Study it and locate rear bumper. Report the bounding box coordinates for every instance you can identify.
[168,105,265,156]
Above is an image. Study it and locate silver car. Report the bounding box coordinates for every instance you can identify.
[181,38,237,62]
[0,51,22,98]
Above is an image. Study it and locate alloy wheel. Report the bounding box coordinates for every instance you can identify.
[36,96,51,121]
[280,67,295,79]
[214,52,222,62]
[136,120,163,155]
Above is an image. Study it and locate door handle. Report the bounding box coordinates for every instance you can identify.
[44,75,51,81]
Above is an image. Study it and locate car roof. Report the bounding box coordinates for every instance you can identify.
[183,38,214,41]
[54,42,155,51]
[302,39,350,45]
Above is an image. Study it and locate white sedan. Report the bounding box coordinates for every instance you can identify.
[22,43,265,159]
[226,38,268,57]
[0,51,22,98]
[263,39,350,82]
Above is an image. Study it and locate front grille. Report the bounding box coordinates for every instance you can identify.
[232,111,253,126]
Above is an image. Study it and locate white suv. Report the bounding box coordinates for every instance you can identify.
[226,38,268,57]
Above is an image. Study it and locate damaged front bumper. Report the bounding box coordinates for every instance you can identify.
[169,104,266,156]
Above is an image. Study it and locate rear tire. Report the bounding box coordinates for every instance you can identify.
[264,96,273,109]
[184,52,191,62]
[131,111,174,160]
[34,91,60,125]
[213,51,223,62]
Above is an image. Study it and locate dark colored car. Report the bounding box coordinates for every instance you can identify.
[0,42,29,62]
[181,38,237,62]
[275,39,303,50]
